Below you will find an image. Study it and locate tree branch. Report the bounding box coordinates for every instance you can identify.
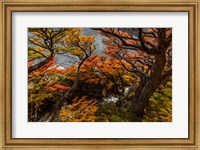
[28,48,47,58]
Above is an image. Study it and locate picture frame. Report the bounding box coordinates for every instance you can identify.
[0,0,199,149]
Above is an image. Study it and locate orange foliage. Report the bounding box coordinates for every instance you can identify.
[28,60,34,67]
[143,36,158,45]
[49,84,71,92]
[124,52,136,59]
[118,31,131,38]
[59,96,98,122]
[37,47,46,51]
[28,56,70,93]
[29,56,66,77]
[147,28,154,33]
[80,55,135,86]
[64,29,95,58]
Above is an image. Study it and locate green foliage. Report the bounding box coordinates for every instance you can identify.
[143,82,172,122]
[28,47,45,59]
[96,101,134,122]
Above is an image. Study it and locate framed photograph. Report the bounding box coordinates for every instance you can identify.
[0,0,199,149]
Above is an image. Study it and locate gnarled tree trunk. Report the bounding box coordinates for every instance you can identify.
[133,48,167,117]
[49,60,85,122]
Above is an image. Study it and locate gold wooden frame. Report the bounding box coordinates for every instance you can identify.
[0,0,199,149]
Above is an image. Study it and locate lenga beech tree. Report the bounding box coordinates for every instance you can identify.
[28,28,69,73]
[94,28,172,117]
[50,29,96,121]
[28,28,96,121]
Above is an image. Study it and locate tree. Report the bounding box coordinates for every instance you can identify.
[28,28,69,73]
[93,28,172,118]
[28,56,69,121]
[49,28,96,121]
[63,28,96,91]
[81,55,136,99]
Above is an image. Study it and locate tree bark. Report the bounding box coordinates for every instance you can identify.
[50,95,65,122]
[49,60,85,122]
[133,51,167,117]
